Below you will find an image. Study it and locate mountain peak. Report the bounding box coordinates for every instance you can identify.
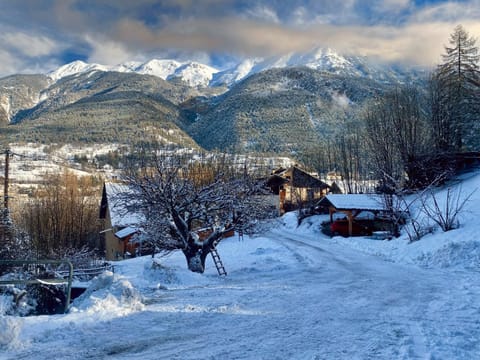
[136,59,183,79]
[167,61,218,87]
[47,60,108,81]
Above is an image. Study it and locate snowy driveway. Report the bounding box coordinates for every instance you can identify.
[3,227,480,359]
[266,230,480,359]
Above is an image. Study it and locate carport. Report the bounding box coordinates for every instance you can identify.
[317,194,395,236]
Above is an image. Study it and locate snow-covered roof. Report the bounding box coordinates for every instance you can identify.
[268,165,329,189]
[318,194,392,211]
[101,182,144,228]
[115,226,139,239]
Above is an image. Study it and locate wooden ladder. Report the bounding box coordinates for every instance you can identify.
[210,244,227,276]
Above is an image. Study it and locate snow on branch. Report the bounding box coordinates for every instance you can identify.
[117,151,275,272]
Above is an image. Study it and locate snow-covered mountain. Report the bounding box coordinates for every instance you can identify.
[48,59,219,88]
[48,60,110,82]
[135,59,182,79]
[46,47,424,89]
[213,48,423,86]
[0,74,50,123]
[210,58,263,87]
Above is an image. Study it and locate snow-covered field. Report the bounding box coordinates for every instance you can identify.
[6,143,121,185]
[2,171,480,359]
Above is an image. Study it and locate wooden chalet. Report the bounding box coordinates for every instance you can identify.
[317,194,399,237]
[267,165,330,214]
[99,183,143,261]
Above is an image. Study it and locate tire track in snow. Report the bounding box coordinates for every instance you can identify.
[268,228,443,358]
[268,229,375,274]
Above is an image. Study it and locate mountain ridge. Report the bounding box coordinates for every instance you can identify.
[47,59,219,88]
[45,47,425,89]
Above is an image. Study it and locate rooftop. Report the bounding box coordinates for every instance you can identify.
[317,194,394,211]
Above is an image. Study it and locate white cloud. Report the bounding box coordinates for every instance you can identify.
[0,49,19,76]
[84,35,137,65]
[290,6,334,26]
[0,31,63,77]
[1,32,59,57]
[289,1,358,26]
[109,15,480,66]
[410,0,480,23]
[71,0,480,67]
[245,5,280,24]
[377,0,412,13]
[22,58,65,75]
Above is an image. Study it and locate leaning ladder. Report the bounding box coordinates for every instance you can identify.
[210,244,227,276]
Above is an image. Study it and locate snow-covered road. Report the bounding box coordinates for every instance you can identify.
[3,224,480,359]
[269,229,480,359]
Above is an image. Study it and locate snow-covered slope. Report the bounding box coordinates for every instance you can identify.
[210,58,262,86]
[135,59,182,79]
[166,62,218,88]
[0,74,51,123]
[47,60,109,82]
[0,94,10,120]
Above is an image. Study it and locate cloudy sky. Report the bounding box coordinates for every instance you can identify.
[0,0,479,76]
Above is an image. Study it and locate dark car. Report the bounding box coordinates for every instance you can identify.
[330,219,373,237]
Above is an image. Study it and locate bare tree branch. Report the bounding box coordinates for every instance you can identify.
[117,151,275,273]
[420,185,475,232]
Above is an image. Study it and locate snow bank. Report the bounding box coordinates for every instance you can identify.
[0,293,17,316]
[0,316,25,350]
[70,271,144,316]
[412,236,480,269]
[142,258,213,289]
[328,229,480,270]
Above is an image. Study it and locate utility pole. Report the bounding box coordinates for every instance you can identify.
[4,149,10,212]
[1,148,11,246]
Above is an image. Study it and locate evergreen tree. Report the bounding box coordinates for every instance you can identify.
[433,25,480,151]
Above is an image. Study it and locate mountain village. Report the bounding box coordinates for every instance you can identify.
[0,11,479,359]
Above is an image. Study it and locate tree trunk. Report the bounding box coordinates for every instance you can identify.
[182,231,224,273]
[182,245,209,273]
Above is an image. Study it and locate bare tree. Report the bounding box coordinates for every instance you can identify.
[376,173,444,242]
[15,171,101,257]
[394,190,435,243]
[119,152,274,273]
[363,85,430,190]
[303,107,370,194]
[420,185,475,232]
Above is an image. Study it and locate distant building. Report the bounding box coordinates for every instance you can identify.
[99,183,143,260]
[267,165,331,214]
